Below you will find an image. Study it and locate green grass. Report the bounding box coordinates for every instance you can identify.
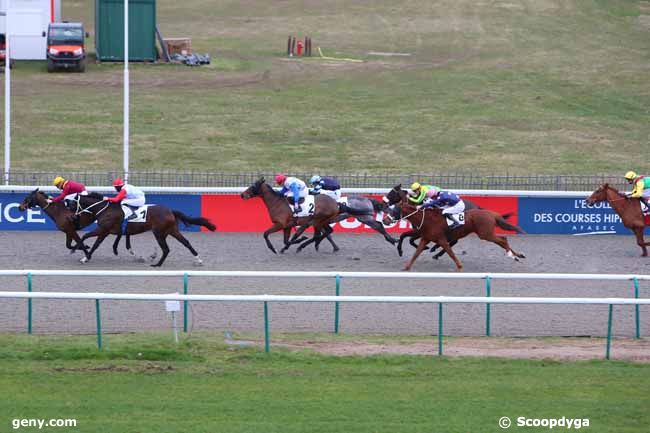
[0,332,649,432]
[3,0,650,174]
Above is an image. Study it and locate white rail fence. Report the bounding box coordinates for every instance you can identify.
[1,290,648,359]
[1,270,648,359]
[0,185,593,197]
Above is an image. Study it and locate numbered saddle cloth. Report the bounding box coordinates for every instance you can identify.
[126,204,154,223]
[446,212,466,227]
[294,195,316,217]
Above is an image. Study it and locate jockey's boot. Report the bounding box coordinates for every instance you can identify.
[446,214,460,230]
[641,197,650,213]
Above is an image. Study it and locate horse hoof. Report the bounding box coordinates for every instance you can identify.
[193,259,204,267]
[135,256,146,263]
[80,257,88,264]
[333,248,340,253]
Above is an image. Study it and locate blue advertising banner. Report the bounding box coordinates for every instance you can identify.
[0,193,202,231]
[517,197,638,235]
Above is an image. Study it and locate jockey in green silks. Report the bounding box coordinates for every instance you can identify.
[408,182,441,205]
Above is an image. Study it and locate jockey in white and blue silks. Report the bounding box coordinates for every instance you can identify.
[275,174,308,214]
[422,189,465,229]
[309,175,342,202]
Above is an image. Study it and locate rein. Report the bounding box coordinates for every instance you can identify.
[78,199,110,217]
[401,206,426,230]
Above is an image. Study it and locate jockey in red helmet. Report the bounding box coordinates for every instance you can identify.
[275,174,308,214]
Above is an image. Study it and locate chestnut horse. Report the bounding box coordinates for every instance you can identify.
[384,188,525,271]
[240,177,340,253]
[586,183,650,256]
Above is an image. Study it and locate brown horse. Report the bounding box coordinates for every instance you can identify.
[19,189,91,259]
[240,177,340,253]
[75,193,216,266]
[384,188,525,271]
[586,183,650,256]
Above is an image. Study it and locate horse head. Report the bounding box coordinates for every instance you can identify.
[381,204,402,225]
[383,184,405,206]
[240,177,266,200]
[19,188,44,211]
[586,183,615,205]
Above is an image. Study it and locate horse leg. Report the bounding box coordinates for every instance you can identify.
[281,225,309,253]
[81,229,111,263]
[318,225,338,252]
[170,229,203,266]
[297,226,325,253]
[435,238,463,271]
[112,234,122,255]
[397,231,418,257]
[432,240,458,260]
[66,231,90,259]
[151,231,171,267]
[263,223,284,254]
[479,232,526,261]
[633,228,649,256]
[402,238,430,271]
[362,217,397,244]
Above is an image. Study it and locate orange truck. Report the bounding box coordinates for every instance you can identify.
[45,22,88,72]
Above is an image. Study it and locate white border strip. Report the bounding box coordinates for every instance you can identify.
[0,185,596,198]
[1,270,649,281]
[0,291,648,305]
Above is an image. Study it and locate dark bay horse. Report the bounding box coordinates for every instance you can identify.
[19,189,91,259]
[333,197,397,245]
[75,193,216,266]
[385,189,525,271]
[586,183,650,256]
[240,177,340,253]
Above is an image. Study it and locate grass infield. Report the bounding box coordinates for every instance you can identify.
[0,332,648,432]
[2,0,649,174]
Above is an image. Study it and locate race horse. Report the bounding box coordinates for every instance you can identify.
[334,198,397,245]
[240,177,340,253]
[382,185,481,258]
[383,187,525,271]
[586,183,650,256]
[19,189,92,260]
[74,193,216,266]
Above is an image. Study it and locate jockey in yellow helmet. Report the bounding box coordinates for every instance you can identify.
[624,171,650,209]
[408,182,441,205]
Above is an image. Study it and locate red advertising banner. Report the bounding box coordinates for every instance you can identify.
[201,194,519,234]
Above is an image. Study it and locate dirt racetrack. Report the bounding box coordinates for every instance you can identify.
[1,231,650,341]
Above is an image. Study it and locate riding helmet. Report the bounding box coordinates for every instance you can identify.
[113,178,125,187]
[274,174,287,184]
[624,171,637,181]
[53,176,65,188]
[310,175,321,185]
[410,182,421,191]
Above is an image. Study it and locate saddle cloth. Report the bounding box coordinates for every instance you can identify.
[446,212,466,227]
[125,204,153,223]
[338,196,348,204]
[641,201,649,215]
[293,195,315,218]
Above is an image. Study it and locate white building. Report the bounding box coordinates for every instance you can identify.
[0,0,61,60]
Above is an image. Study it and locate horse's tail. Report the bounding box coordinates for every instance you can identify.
[500,212,515,220]
[369,198,385,212]
[172,210,217,231]
[495,214,526,234]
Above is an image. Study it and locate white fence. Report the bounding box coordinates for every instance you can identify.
[0,185,594,197]
[0,290,648,359]
[1,270,648,359]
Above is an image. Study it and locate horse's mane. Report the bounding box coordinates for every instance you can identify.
[87,192,104,199]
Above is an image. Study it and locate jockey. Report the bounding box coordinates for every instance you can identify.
[624,171,650,209]
[103,178,146,228]
[422,188,465,229]
[309,175,342,202]
[408,182,441,205]
[275,174,308,214]
[48,176,86,207]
